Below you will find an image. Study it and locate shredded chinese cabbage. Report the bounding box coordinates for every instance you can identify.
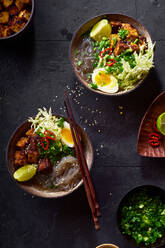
[117,43,155,90]
[28,108,62,140]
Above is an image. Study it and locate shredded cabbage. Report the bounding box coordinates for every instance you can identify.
[28,107,62,140]
[117,43,155,90]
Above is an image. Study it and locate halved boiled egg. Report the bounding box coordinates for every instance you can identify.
[61,121,74,148]
[92,68,118,93]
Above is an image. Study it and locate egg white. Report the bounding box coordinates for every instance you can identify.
[92,68,119,93]
[61,121,74,148]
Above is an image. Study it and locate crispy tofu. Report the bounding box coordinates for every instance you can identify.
[8,5,19,15]
[139,36,148,49]
[14,150,27,166]
[19,9,30,21]
[110,21,122,33]
[26,128,35,137]
[1,26,13,37]
[0,11,9,23]
[110,34,120,48]
[3,0,13,8]
[114,41,129,56]
[38,158,51,172]
[121,23,138,41]
[10,16,26,33]
[130,42,139,53]
[27,150,39,164]
[15,0,24,10]
[16,137,29,149]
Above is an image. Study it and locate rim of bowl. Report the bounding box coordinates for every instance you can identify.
[0,0,34,40]
[117,184,165,248]
[6,117,94,198]
[70,13,153,96]
[96,244,119,248]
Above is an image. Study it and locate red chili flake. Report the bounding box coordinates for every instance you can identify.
[106,59,116,67]
[148,139,160,147]
[44,130,56,141]
[149,132,161,141]
[153,120,159,133]
[99,48,112,58]
[41,137,49,151]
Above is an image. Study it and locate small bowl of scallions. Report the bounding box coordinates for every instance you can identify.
[117,185,165,247]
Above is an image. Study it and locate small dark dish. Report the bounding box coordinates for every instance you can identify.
[70,13,153,96]
[7,118,94,198]
[117,185,165,248]
[0,0,34,40]
[138,91,165,157]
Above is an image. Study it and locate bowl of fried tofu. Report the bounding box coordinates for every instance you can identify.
[0,0,34,39]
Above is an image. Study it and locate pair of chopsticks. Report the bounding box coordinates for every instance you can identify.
[64,91,101,230]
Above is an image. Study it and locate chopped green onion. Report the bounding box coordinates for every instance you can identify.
[74,49,79,55]
[77,61,82,66]
[90,83,98,90]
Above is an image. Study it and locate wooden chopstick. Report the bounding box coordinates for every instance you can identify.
[64,101,100,230]
[64,92,101,229]
[64,92,101,217]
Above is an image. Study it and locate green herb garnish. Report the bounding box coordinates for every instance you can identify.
[49,185,57,189]
[57,117,64,128]
[74,49,79,55]
[118,28,129,40]
[90,83,98,90]
[112,37,117,48]
[77,61,82,66]
[134,38,139,44]
[38,139,73,164]
[121,189,165,246]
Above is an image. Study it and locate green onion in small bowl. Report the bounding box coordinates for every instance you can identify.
[117,185,165,248]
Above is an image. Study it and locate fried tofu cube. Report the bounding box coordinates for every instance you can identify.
[130,42,139,53]
[26,128,35,137]
[14,150,27,166]
[0,11,9,23]
[19,9,30,21]
[110,34,120,48]
[10,16,26,33]
[121,23,138,41]
[3,0,13,8]
[38,158,51,172]
[114,40,129,56]
[1,26,13,37]
[110,21,122,33]
[16,137,29,149]
[8,5,19,15]
[27,150,39,164]
[15,0,24,10]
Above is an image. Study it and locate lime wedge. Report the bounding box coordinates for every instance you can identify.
[156,112,165,135]
[13,165,37,182]
[90,19,112,41]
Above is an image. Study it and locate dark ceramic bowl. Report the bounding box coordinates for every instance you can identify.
[0,0,34,40]
[70,13,153,96]
[96,244,119,248]
[7,118,94,198]
[117,185,165,248]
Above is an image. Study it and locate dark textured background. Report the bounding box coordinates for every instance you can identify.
[0,0,165,247]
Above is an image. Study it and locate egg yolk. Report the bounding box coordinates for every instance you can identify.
[61,128,74,144]
[95,71,111,86]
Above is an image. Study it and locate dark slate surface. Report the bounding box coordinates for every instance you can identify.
[1,0,165,247]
